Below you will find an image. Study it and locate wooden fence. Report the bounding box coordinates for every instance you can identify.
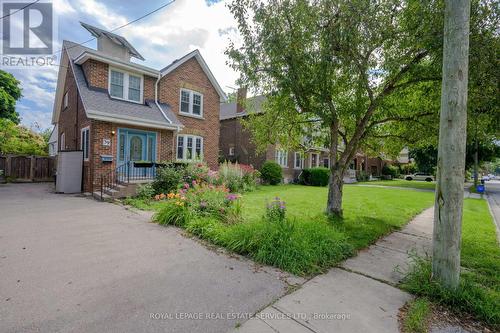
[0,155,56,182]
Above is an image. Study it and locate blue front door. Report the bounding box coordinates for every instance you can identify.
[117,128,157,178]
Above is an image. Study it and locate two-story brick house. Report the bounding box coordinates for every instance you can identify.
[220,89,390,183]
[52,23,226,193]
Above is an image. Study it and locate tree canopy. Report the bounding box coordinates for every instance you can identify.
[226,0,498,216]
[0,119,48,156]
[0,70,22,124]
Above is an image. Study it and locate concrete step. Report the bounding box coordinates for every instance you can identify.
[92,191,113,202]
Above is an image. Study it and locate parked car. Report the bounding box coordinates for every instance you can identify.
[481,175,490,181]
[405,173,434,182]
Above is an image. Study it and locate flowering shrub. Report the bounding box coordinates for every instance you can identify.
[213,161,259,193]
[265,197,286,223]
[184,162,210,183]
[153,181,242,226]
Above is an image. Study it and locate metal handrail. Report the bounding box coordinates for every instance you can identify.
[96,161,157,201]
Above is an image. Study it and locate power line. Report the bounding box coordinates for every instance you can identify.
[53,0,176,57]
[0,0,41,20]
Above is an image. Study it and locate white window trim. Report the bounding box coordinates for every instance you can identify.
[294,152,304,170]
[229,147,235,156]
[108,67,144,104]
[80,126,90,161]
[176,134,204,162]
[63,92,68,109]
[179,88,204,118]
[275,149,288,168]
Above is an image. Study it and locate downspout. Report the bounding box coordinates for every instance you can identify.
[155,72,181,131]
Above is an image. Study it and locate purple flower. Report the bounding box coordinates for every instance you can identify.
[183,183,190,189]
[226,193,238,201]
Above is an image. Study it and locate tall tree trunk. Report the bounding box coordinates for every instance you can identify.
[432,0,470,290]
[473,126,479,187]
[326,119,344,217]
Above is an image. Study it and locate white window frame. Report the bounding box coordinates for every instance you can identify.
[108,67,143,104]
[63,92,68,109]
[80,126,90,161]
[294,152,304,170]
[275,149,288,168]
[229,147,235,156]
[179,88,204,118]
[60,133,65,151]
[176,134,204,162]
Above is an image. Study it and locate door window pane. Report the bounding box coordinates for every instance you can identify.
[129,136,143,161]
[119,134,125,161]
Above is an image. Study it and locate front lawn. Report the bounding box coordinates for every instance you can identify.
[127,184,434,275]
[401,198,500,329]
[356,179,436,190]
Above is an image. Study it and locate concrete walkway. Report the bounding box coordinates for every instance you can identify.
[232,208,434,333]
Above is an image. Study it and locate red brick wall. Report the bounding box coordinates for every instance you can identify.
[158,58,220,170]
[81,59,108,89]
[57,57,92,191]
[144,75,156,101]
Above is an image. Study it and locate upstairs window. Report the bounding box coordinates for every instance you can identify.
[177,135,203,161]
[179,89,203,117]
[109,68,143,103]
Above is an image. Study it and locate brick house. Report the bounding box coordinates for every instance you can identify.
[52,23,226,193]
[219,89,390,183]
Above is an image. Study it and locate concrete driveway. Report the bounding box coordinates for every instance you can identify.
[0,183,294,333]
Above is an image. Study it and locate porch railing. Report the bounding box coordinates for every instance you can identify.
[97,161,157,200]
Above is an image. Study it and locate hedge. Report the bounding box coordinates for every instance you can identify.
[299,167,330,186]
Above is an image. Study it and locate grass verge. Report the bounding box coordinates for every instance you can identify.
[400,199,500,329]
[402,298,432,333]
[132,185,433,276]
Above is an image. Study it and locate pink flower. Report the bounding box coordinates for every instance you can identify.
[183,183,190,189]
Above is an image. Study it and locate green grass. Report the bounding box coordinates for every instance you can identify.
[403,298,432,333]
[401,199,500,329]
[130,185,434,275]
[356,179,436,190]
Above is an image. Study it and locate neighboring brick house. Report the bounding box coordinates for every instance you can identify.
[52,23,226,193]
[219,89,390,183]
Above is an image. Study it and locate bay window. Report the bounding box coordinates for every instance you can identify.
[177,135,203,161]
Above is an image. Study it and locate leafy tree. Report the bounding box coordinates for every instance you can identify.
[226,0,498,217]
[227,0,445,216]
[0,70,22,124]
[0,119,47,155]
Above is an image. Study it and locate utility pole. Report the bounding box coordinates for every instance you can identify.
[432,0,471,290]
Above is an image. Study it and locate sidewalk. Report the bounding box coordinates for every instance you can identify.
[232,208,434,333]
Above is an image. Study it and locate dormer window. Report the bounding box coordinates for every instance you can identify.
[109,68,143,103]
[179,88,203,117]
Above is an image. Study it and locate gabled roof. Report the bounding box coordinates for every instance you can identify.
[161,49,227,102]
[52,40,182,130]
[80,22,145,60]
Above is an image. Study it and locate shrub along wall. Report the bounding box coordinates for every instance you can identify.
[299,167,330,186]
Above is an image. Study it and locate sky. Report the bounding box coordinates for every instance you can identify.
[2,0,240,130]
